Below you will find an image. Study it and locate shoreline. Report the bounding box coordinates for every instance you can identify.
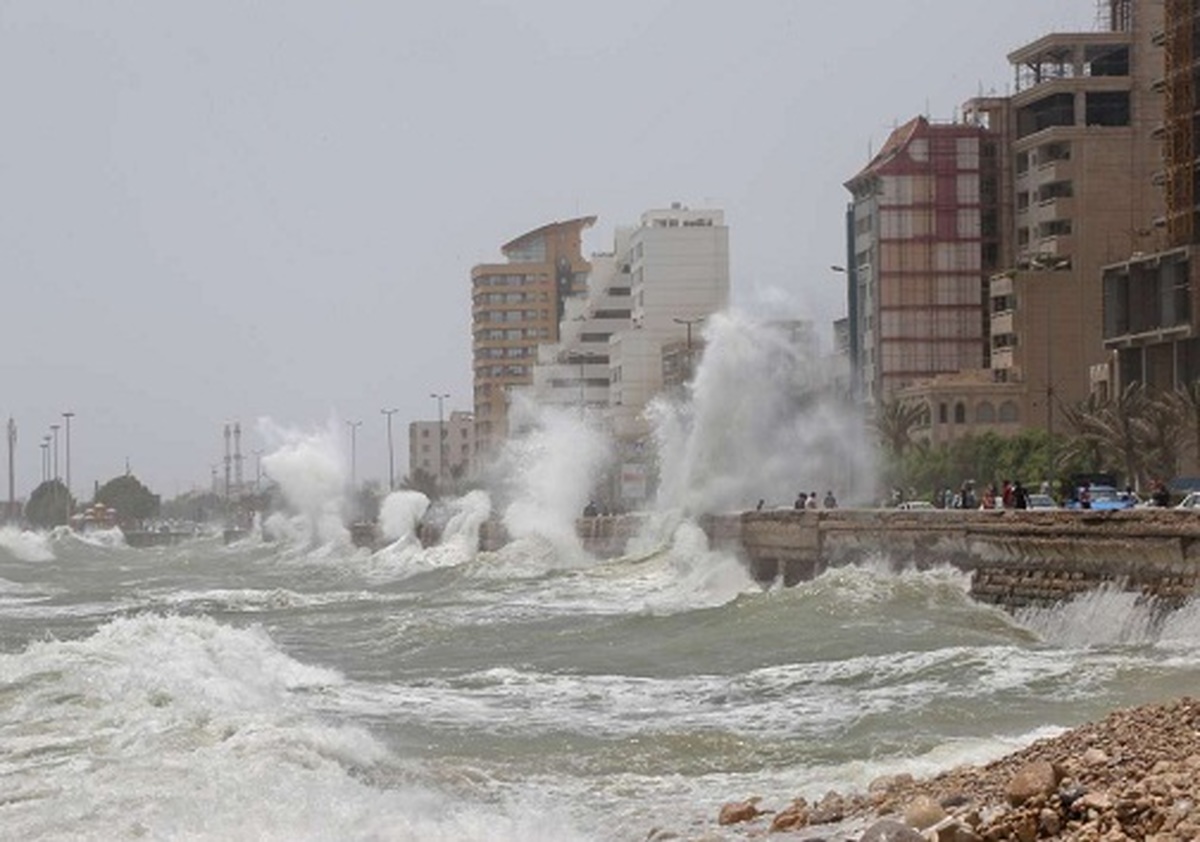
[710,696,1200,840]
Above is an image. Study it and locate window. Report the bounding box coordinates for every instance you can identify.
[976,402,996,423]
[999,401,1020,422]
[954,403,966,424]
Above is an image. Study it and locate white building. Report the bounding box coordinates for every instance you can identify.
[609,204,729,440]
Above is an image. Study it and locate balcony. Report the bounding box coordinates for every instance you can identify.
[991,311,1015,337]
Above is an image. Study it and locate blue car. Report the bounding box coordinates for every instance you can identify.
[1067,485,1137,511]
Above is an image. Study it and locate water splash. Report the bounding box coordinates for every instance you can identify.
[258,418,349,547]
[378,489,430,544]
[486,398,612,561]
[0,526,55,562]
[650,311,874,516]
[1015,585,1169,648]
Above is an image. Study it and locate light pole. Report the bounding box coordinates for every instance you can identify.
[673,316,705,379]
[252,449,263,491]
[62,411,74,517]
[429,393,449,487]
[381,408,398,491]
[346,420,362,490]
[6,418,15,523]
[564,352,587,410]
[49,424,60,481]
[40,437,50,483]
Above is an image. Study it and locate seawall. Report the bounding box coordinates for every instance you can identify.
[530,508,1200,611]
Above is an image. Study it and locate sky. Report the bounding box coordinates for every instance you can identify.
[0,1,1099,501]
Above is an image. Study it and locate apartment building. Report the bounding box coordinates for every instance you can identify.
[1102,0,1200,394]
[845,116,998,405]
[608,204,729,441]
[989,0,1164,431]
[408,410,474,485]
[470,217,594,456]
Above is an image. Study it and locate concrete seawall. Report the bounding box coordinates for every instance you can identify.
[471,508,1200,610]
[736,509,1200,609]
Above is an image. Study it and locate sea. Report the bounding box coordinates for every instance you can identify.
[2,510,1200,842]
[4,313,1200,841]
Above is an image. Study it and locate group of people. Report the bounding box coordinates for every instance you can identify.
[939,479,1037,510]
[793,490,838,510]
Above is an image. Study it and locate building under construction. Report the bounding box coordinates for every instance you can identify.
[1101,0,1200,392]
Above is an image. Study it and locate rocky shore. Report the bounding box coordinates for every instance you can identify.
[702,696,1200,841]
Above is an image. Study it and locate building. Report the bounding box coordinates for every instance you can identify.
[844,116,998,405]
[408,410,474,486]
[471,216,595,457]
[989,1,1164,431]
[1102,0,1200,395]
[608,204,729,441]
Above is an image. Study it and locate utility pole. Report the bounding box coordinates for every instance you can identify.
[381,408,398,491]
[40,437,50,483]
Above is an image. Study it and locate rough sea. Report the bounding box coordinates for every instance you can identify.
[3,509,1200,841]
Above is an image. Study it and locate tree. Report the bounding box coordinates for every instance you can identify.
[95,474,160,526]
[25,480,74,529]
[872,398,927,458]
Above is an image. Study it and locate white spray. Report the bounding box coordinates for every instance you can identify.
[650,311,875,517]
[257,418,350,548]
[485,397,612,561]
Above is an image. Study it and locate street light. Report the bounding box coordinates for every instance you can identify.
[40,437,50,483]
[381,408,399,491]
[429,393,449,486]
[673,316,705,379]
[62,411,74,517]
[252,449,263,491]
[49,424,60,481]
[564,352,587,409]
[346,420,362,490]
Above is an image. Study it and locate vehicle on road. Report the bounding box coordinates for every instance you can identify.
[1026,493,1058,509]
[896,500,936,511]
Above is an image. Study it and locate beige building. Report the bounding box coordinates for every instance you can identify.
[988,2,1165,431]
[470,217,594,457]
[408,410,474,486]
[1101,0,1200,400]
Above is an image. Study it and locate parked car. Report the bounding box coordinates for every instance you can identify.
[1176,491,1200,510]
[1066,485,1137,511]
[1026,493,1058,509]
[896,500,936,511]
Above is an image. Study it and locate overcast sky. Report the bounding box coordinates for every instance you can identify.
[1,1,1097,500]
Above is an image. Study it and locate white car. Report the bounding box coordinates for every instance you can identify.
[896,500,936,511]
[1177,491,1200,510]
[1026,493,1058,509]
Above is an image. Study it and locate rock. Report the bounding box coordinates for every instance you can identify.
[769,800,809,832]
[1006,760,1060,806]
[1082,747,1109,766]
[869,773,915,794]
[859,818,926,841]
[717,797,763,826]
[903,794,946,830]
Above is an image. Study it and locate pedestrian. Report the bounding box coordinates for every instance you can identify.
[1013,481,1029,510]
[823,490,837,509]
[806,492,818,510]
[794,492,807,510]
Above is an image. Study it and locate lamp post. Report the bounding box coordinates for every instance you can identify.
[62,411,74,518]
[49,424,60,481]
[564,352,587,410]
[6,418,15,523]
[381,408,398,491]
[252,449,263,491]
[40,437,50,483]
[429,393,449,487]
[346,420,362,490]
[673,316,705,380]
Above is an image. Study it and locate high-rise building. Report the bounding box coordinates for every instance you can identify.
[988,1,1164,432]
[470,216,594,457]
[608,204,729,441]
[1101,0,1200,394]
[845,117,997,404]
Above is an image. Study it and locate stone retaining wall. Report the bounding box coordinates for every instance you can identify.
[738,509,1200,608]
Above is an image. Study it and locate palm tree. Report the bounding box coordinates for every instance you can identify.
[871,398,927,458]
[1090,382,1151,487]
[1060,393,1109,474]
[1175,379,1200,470]
[1142,387,1186,483]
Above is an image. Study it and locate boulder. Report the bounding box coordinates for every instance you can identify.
[769,800,809,832]
[717,797,763,826]
[903,794,947,830]
[859,818,925,841]
[1006,760,1060,806]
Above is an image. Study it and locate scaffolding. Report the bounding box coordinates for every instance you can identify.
[1163,0,1196,246]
